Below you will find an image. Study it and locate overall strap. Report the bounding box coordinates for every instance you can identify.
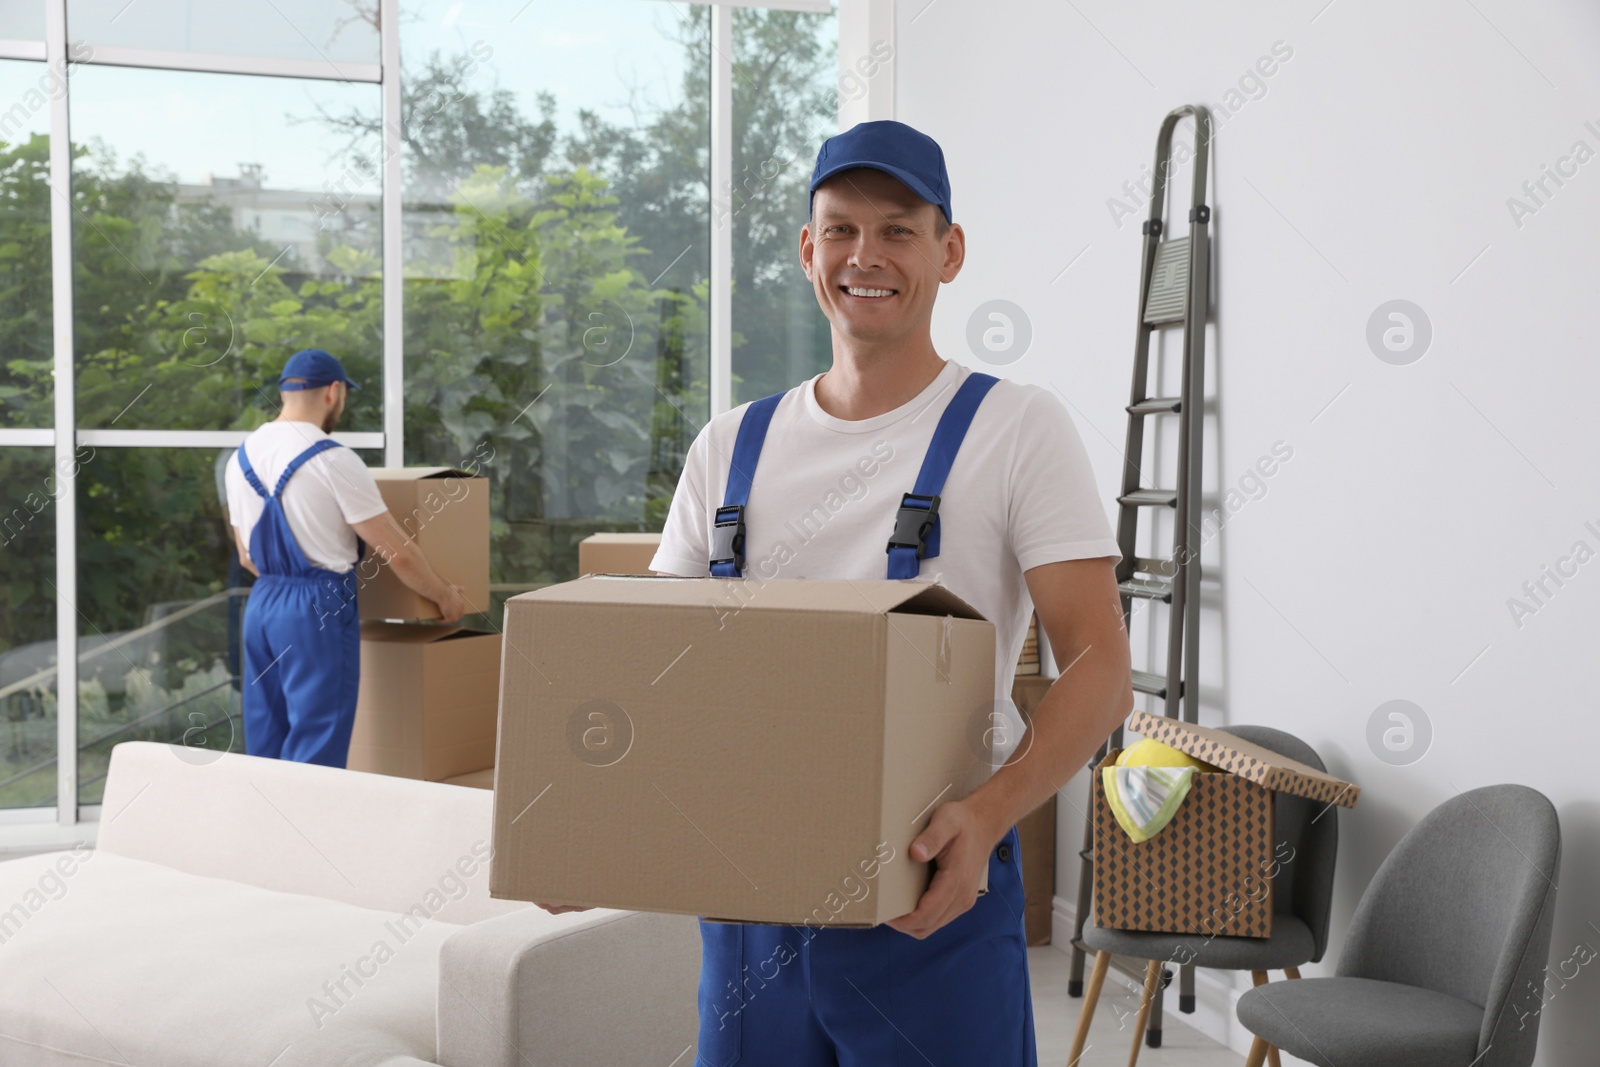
[709,390,787,577]
[886,371,1001,579]
[235,445,268,500]
[274,438,344,498]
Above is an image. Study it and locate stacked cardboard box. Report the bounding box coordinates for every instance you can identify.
[1011,673,1057,945]
[1093,710,1359,937]
[577,532,662,576]
[442,768,494,790]
[345,466,496,781]
[488,575,996,926]
[346,623,500,780]
[358,468,490,620]
[1016,612,1040,675]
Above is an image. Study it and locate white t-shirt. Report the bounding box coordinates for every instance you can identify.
[225,422,388,573]
[649,358,1121,712]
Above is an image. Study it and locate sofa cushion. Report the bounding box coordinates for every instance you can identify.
[0,849,466,1067]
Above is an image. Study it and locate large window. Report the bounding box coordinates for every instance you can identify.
[0,7,44,42]
[0,0,843,819]
[66,0,379,67]
[399,0,715,599]
[74,447,239,805]
[0,55,55,810]
[68,66,383,432]
[0,59,52,426]
[0,449,58,809]
[730,6,837,405]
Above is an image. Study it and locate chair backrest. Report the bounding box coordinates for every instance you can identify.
[1336,784,1560,1067]
[1218,725,1339,962]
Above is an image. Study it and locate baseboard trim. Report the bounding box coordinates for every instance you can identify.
[1049,894,1261,1056]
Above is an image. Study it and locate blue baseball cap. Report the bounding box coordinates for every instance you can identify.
[809,120,952,225]
[279,348,361,392]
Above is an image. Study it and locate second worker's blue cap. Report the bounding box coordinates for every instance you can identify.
[279,348,361,392]
[809,120,952,225]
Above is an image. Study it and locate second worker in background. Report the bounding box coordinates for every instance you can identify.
[224,348,469,768]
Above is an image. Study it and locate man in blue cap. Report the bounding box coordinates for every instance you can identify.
[544,121,1134,1064]
[224,349,467,767]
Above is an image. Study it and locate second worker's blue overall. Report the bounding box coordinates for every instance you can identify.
[696,371,1038,1067]
[237,439,362,768]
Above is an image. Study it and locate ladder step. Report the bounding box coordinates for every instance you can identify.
[1128,396,1181,416]
[1119,577,1173,602]
[1143,237,1191,324]
[1132,669,1182,699]
[1119,488,1177,508]
[1135,555,1176,577]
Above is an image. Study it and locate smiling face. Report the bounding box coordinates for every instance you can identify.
[801,167,963,349]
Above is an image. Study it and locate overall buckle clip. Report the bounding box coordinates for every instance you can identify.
[887,493,940,559]
[711,504,747,572]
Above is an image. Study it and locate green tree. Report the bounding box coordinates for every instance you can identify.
[403,162,704,582]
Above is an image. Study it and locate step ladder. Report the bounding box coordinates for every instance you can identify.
[1067,104,1212,1049]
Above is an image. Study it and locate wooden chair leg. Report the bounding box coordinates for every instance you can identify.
[1068,950,1110,1067]
[1125,959,1161,1067]
[1249,972,1282,1067]
[1244,1036,1271,1067]
[1285,966,1301,979]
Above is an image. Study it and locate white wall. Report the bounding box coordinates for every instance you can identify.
[893,0,1600,1060]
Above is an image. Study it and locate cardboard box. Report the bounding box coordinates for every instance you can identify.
[1093,710,1358,938]
[1018,799,1056,946]
[1016,611,1040,676]
[489,574,996,926]
[442,767,494,790]
[577,532,662,576]
[346,622,501,781]
[358,468,490,621]
[1012,673,1057,945]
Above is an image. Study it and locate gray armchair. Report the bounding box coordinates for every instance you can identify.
[1237,783,1561,1067]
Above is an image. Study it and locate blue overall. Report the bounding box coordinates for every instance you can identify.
[237,439,362,768]
[699,372,1038,1067]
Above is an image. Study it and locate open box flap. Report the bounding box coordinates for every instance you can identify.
[515,575,987,621]
[1127,710,1359,809]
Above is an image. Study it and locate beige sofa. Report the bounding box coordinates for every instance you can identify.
[0,742,701,1066]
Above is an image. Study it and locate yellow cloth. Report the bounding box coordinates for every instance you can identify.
[1104,765,1196,842]
[1103,739,1219,842]
[1116,738,1217,772]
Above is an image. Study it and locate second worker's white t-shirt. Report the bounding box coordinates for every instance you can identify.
[225,421,389,573]
[650,358,1122,717]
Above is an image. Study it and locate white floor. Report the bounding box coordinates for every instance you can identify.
[1029,946,1241,1066]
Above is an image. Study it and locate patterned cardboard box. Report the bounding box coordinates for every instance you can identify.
[1093,749,1277,937]
[1092,711,1359,938]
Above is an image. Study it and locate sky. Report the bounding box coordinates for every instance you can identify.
[1,0,719,193]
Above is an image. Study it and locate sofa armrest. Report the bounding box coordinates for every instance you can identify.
[437,906,701,1067]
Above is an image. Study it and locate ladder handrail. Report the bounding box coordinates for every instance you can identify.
[1163,104,1211,726]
